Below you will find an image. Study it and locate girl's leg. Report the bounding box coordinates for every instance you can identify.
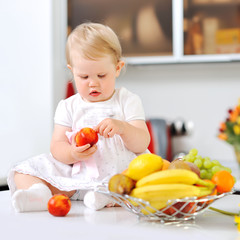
[12,172,75,212]
[14,172,76,197]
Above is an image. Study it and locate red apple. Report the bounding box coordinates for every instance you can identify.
[48,194,71,217]
[75,127,98,147]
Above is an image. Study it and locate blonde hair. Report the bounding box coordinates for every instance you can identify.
[66,22,122,66]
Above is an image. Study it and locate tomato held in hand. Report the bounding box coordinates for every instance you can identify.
[75,127,98,147]
[48,194,71,217]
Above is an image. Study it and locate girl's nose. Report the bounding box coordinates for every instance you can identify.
[89,78,99,87]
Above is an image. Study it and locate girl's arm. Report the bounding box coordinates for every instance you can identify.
[95,119,150,154]
[50,124,97,165]
[120,120,150,153]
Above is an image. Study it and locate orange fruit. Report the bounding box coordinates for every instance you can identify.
[211,170,234,194]
[162,159,170,170]
[121,168,128,175]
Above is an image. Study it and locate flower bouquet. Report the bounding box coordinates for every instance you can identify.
[218,99,240,164]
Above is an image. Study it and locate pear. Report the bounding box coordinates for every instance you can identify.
[169,159,200,177]
[108,174,136,195]
[168,159,191,170]
[185,161,201,177]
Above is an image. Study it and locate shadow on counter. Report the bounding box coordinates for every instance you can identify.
[0,185,9,191]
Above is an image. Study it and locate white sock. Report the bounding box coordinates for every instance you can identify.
[83,190,113,210]
[12,183,52,212]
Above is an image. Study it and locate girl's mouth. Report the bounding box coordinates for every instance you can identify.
[90,91,101,97]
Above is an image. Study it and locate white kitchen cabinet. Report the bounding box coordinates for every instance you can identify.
[67,0,240,64]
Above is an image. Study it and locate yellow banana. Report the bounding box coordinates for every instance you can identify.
[140,201,168,215]
[129,197,167,215]
[130,183,212,202]
[136,169,215,188]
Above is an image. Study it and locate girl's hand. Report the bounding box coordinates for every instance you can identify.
[94,118,124,138]
[70,135,98,162]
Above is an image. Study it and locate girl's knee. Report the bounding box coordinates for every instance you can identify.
[14,172,46,190]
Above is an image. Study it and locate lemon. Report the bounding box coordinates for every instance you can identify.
[126,153,163,181]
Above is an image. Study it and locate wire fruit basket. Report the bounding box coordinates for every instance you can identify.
[97,187,232,222]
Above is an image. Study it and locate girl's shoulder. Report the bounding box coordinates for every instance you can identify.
[58,93,81,108]
[115,87,141,103]
[115,87,134,98]
[55,93,81,115]
[64,93,81,104]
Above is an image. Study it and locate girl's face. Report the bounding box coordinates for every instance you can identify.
[69,53,124,102]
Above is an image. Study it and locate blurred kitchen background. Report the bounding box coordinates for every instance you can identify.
[1,0,240,187]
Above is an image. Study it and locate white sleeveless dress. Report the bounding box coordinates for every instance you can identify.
[7,88,148,194]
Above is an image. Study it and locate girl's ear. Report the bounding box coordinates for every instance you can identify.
[67,64,72,71]
[116,61,125,77]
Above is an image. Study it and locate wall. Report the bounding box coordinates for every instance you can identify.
[0,0,54,183]
[116,62,240,162]
[0,0,239,184]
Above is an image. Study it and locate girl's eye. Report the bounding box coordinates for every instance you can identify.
[80,76,88,79]
[98,74,106,78]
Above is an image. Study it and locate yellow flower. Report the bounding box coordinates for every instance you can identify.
[235,216,240,231]
[233,125,240,135]
[218,99,240,146]
[237,116,240,125]
[235,215,240,223]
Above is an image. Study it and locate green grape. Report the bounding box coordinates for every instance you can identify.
[233,176,237,183]
[185,149,234,179]
[205,171,213,180]
[200,169,207,179]
[189,148,198,156]
[211,160,221,166]
[195,155,202,162]
[203,159,212,169]
[204,157,211,162]
[194,159,202,168]
[184,155,195,163]
[185,149,234,180]
[194,156,202,169]
[211,165,221,175]
[223,167,232,173]
[219,166,226,171]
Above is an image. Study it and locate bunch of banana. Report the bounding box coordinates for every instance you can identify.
[129,169,216,215]
[136,169,214,188]
[131,183,213,202]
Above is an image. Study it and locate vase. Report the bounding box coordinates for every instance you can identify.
[234,145,240,172]
[235,148,240,165]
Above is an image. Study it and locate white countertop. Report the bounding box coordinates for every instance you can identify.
[0,190,239,240]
